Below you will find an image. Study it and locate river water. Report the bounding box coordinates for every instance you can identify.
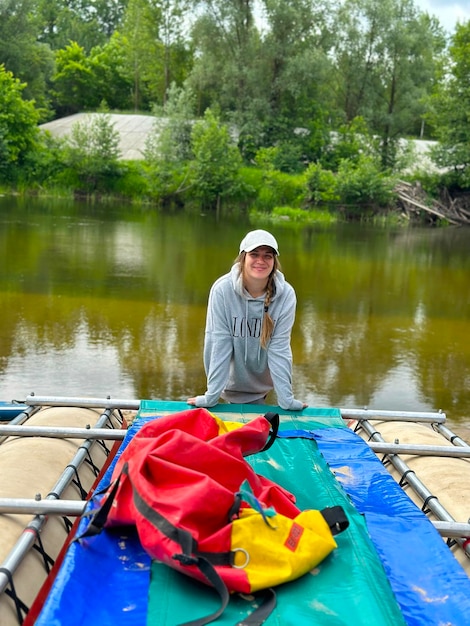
[1,196,469,430]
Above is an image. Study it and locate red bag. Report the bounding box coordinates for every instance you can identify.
[79,409,348,625]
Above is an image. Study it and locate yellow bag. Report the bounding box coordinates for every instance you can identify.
[231,506,338,592]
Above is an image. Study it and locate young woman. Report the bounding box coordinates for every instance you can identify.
[187,229,306,410]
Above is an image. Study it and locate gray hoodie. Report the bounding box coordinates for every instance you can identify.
[193,263,304,410]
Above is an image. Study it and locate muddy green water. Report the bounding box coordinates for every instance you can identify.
[1,196,469,429]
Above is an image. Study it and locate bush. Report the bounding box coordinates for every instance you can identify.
[109,161,149,198]
[249,205,337,225]
[190,109,243,209]
[304,163,340,205]
[63,111,122,193]
[335,156,397,207]
[255,169,305,211]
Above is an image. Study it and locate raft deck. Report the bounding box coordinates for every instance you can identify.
[21,399,470,626]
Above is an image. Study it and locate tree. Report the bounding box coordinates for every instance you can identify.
[0,0,55,115]
[0,65,41,182]
[35,0,128,52]
[156,0,193,103]
[52,41,98,115]
[121,0,193,110]
[143,82,195,200]
[63,109,122,192]
[258,0,333,135]
[332,0,445,167]
[189,0,261,117]
[190,108,242,210]
[430,22,470,186]
[88,32,136,111]
[188,0,333,164]
[145,82,196,163]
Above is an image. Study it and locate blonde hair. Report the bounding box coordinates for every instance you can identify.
[236,251,281,349]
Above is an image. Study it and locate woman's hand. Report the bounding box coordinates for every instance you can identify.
[187,397,196,405]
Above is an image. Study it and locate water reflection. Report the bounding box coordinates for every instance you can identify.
[0,197,469,427]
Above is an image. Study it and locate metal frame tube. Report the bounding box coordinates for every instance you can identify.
[369,442,470,458]
[433,521,470,538]
[0,425,126,440]
[0,405,41,445]
[25,394,140,410]
[340,408,446,423]
[0,499,86,516]
[434,423,469,448]
[358,419,470,560]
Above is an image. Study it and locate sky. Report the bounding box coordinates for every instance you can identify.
[416,0,470,33]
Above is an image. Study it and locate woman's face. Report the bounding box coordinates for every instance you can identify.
[243,246,275,283]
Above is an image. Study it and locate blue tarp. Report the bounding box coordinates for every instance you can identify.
[301,427,470,626]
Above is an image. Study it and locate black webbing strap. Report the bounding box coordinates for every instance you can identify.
[0,566,29,624]
[132,487,197,557]
[73,471,123,540]
[174,555,230,626]
[236,588,277,626]
[31,528,55,573]
[133,483,233,626]
[260,412,279,452]
[132,477,276,626]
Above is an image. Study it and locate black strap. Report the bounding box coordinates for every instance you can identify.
[320,506,349,535]
[133,487,197,556]
[177,556,230,626]
[260,412,279,452]
[132,476,276,626]
[0,567,30,624]
[74,470,123,540]
[236,588,277,626]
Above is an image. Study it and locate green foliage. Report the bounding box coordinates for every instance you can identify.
[253,146,306,209]
[35,0,126,52]
[87,33,135,111]
[254,147,279,171]
[304,163,340,205]
[333,0,445,168]
[121,0,192,110]
[63,111,122,192]
[271,206,337,225]
[255,169,306,212]
[146,83,196,163]
[0,65,41,183]
[335,155,397,207]
[21,131,67,187]
[269,141,305,174]
[0,0,460,207]
[143,83,196,202]
[141,159,190,203]
[238,165,263,187]
[190,108,243,209]
[53,41,97,114]
[111,161,150,198]
[0,0,55,112]
[320,117,375,171]
[304,154,397,212]
[429,22,470,185]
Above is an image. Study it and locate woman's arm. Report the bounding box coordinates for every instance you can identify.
[188,285,233,407]
[267,289,306,410]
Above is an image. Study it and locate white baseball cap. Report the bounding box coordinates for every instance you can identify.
[239,230,279,256]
